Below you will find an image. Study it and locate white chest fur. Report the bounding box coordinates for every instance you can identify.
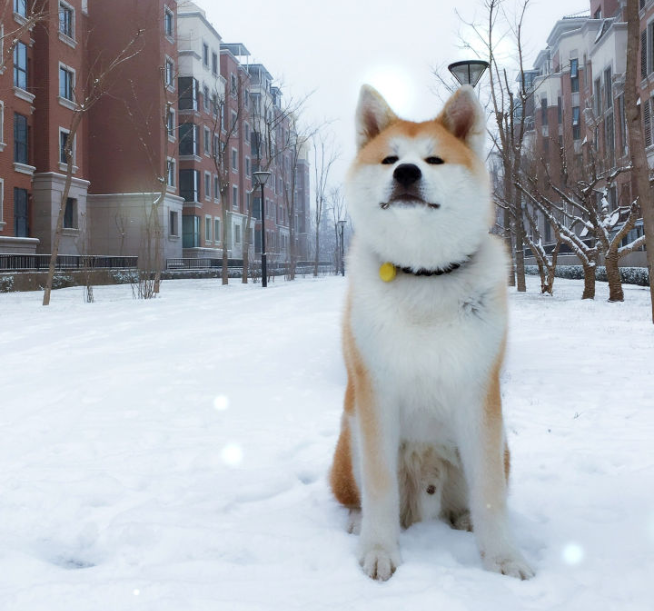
[347,235,508,445]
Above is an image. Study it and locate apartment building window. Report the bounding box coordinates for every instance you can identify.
[212,52,218,76]
[59,129,70,164]
[165,58,175,89]
[0,179,4,228]
[540,97,547,126]
[644,97,652,148]
[231,110,237,132]
[231,148,238,171]
[204,126,210,156]
[214,175,219,200]
[642,22,654,79]
[59,66,74,101]
[202,42,209,67]
[0,102,5,150]
[232,185,238,209]
[178,77,198,110]
[167,108,175,140]
[14,42,27,90]
[14,0,26,18]
[604,67,612,109]
[183,215,200,248]
[211,93,218,117]
[213,134,220,158]
[246,192,251,212]
[14,188,28,237]
[201,84,209,111]
[572,106,581,140]
[179,123,199,156]
[234,223,241,244]
[618,94,627,156]
[570,58,579,93]
[246,157,250,177]
[169,210,179,236]
[164,6,174,38]
[63,197,76,229]
[214,218,220,242]
[180,169,200,202]
[594,78,602,116]
[14,113,28,164]
[59,2,74,39]
[231,74,237,95]
[167,158,175,187]
[204,172,211,200]
[245,123,250,142]
[605,114,615,167]
[205,216,211,242]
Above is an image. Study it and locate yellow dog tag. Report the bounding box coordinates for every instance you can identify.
[379,262,397,282]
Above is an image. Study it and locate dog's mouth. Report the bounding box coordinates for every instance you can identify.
[380,195,440,210]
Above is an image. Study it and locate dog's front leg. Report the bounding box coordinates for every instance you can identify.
[457,382,534,580]
[355,391,401,581]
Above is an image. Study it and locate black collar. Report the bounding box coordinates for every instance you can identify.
[397,254,474,278]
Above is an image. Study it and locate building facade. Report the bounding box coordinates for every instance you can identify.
[0,0,310,272]
[522,0,647,266]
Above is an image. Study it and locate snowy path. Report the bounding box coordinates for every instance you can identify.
[0,276,652,610]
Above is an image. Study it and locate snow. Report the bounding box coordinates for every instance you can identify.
[1,276,653,610]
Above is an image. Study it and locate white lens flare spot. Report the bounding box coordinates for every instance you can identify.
[133,589,140,596]
[362,65,416,117]
[213,395,230,411]
[221,443,243,467]
[562,543,584,565]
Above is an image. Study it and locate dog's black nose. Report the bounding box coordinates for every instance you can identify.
[393,164,422,187]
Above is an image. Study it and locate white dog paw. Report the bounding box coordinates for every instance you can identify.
[483,552,535,580]
[359,546,400,581]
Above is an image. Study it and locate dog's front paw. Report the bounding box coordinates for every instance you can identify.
[483,551,535,580]
[359,545,400,581]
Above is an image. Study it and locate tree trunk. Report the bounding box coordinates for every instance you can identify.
[625,0,654,322]
[582,265,596,300]
[605,252,624,302]
[504,208,516,287]
[43,111,83,306]
[514,219,527,292]
[221,200,229,285]
[314,232,320,277]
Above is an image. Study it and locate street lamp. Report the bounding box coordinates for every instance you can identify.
[337,220,346,277]
[253,170,271,287]
[447,60,490,88]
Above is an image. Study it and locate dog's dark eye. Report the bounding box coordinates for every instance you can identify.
[381,156,398,165]
[425,156,445,165]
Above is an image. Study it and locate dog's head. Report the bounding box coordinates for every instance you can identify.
[346,85,492,270]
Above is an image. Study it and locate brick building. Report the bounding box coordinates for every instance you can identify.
[0,0,310,273]
[523,0,646,266]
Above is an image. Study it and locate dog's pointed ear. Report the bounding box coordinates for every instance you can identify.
[355,85,398,150]
[438,86,486,157]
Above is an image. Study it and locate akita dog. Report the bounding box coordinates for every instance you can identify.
[330,85,534,582]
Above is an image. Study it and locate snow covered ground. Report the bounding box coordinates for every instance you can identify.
[0,275,652,611]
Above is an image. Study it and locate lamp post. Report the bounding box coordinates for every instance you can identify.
[253,170,271,287]
[337,220,346,276]
[447,60,490,88]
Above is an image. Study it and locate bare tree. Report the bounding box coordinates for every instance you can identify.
[208,72,246,285]
[248,85,312,283]
[625,0,654,321]
[329,186,348,275]
[43,29,144,306]
[312,131,339,276]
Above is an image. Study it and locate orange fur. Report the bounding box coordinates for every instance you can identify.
[353,120,479,172]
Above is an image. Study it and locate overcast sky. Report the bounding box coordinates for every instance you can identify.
[198,0,588,185]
